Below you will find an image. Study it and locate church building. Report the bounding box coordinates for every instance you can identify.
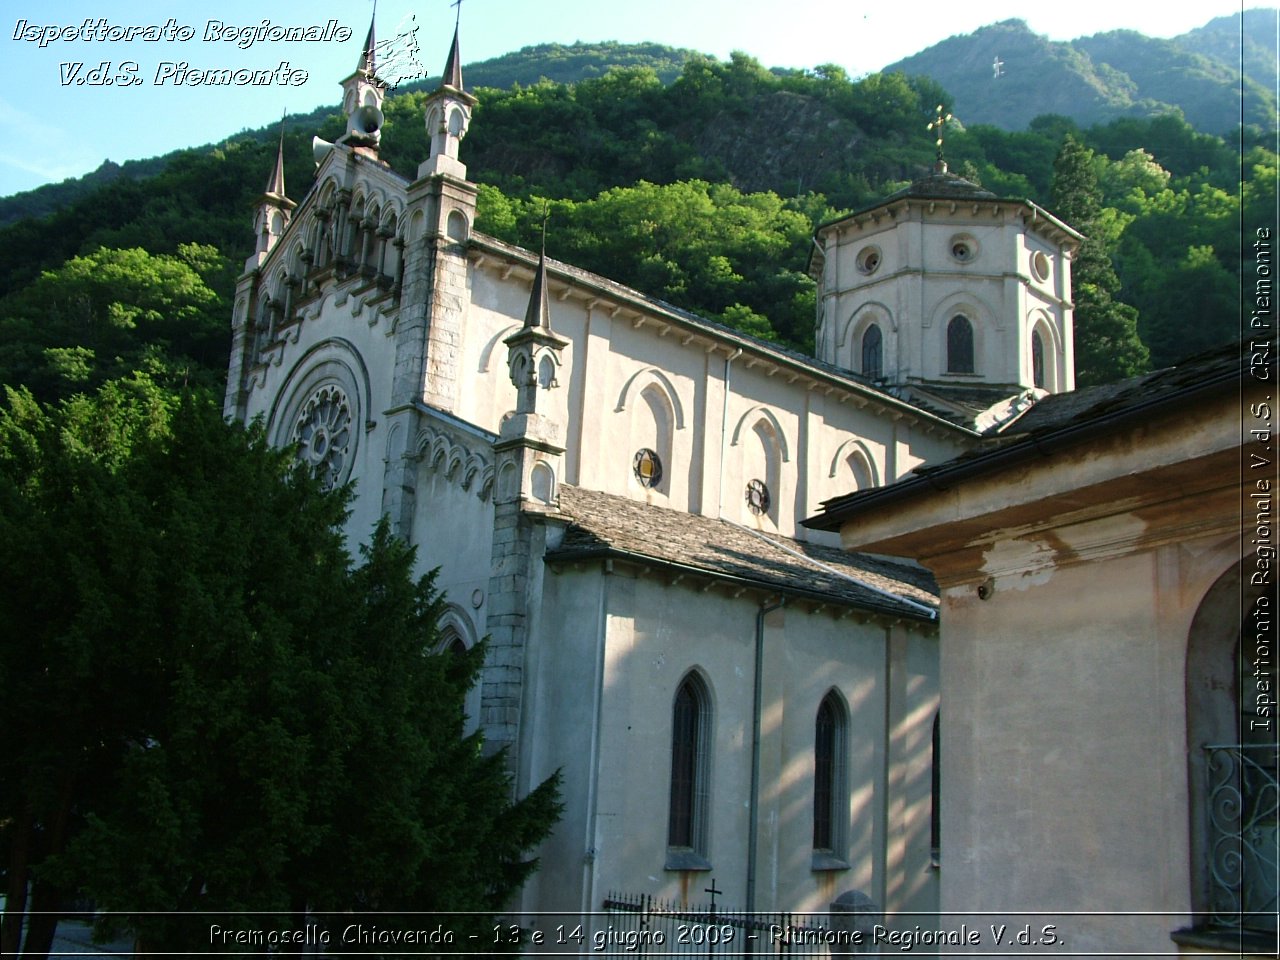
[223,17,1082,920]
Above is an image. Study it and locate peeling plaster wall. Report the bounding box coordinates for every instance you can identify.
[939,530,1242,954]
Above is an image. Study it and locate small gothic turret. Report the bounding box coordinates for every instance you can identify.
[248,125,296,266]
[493,227,570,512]
[419,24,478,180]
[339,10,386,151]
[504,242,569,417]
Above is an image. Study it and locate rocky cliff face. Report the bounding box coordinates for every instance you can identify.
[678,90,866,195]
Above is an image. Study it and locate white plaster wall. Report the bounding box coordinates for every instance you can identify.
[821,220,899,372]
[458,267,525,430]
[460,254,973,540]
[878,626,942,921]
[939,532,1243,954]
[522,567,938,916]
[755,608,894,912]
[517,566,607,914]
[407,461,494,631]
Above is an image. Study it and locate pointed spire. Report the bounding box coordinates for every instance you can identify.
[264,116,287,199]
[357,3,377,76]
[249,115,295,265]
[523,209,552,329]
[504,207,568,415]
[523,251,551,329]
[417,3,475,179]
[442,23,464,91]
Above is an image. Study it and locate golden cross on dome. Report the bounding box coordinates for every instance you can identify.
[927,104,954,173]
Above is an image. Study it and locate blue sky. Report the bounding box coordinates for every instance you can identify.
[0,0,1259,198]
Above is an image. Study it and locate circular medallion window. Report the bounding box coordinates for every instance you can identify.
[856,245,882,275]
[950,234,978,263]
[633,448,663,489]
[293,384,353,489]
[745,479,771,516]
[1031,251,1051,282]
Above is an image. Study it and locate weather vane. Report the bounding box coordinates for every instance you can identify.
[926,104,954,173]
[451,0,465,28]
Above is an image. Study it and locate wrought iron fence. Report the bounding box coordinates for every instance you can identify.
[1204,743,1279,932]
[601,891,832,958]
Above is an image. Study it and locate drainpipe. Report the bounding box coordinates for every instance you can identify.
[717,348,742,519]
[747,595,785,915]
[581,564,612,917]
[879,624,892,911]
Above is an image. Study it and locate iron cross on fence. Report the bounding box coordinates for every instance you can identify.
[704,877,723,911]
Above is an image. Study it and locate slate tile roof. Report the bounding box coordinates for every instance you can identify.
[888,381,1032,428]
[995,339,1244,439]
[807,338,1256,530]
[547,484,939,621]
[881,171,998,203]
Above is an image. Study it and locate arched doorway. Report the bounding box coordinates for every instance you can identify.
[1186,561,1278,932]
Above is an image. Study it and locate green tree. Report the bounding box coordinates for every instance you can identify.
[1051,136,1149,384]
[0,245,230,403]
[477,180,819,349]
[1139,245,1239,365]
[1099,148,1172,204]
[0,380,560,957]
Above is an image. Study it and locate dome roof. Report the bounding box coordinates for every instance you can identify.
[881,170,997,203]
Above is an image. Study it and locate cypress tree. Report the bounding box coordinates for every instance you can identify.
[1051,136,1150,385]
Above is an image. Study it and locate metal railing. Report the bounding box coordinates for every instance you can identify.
[1204,743,1279,932]
[601,892,830,958]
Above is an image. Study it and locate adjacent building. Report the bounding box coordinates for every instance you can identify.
[809,341,1274,955]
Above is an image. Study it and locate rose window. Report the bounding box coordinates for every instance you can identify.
[293,385,353,489]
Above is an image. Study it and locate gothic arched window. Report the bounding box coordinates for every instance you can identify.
[635,383,674,496]
[1032,329,1047,389]
[947,315,975,374]
[748,418,782,524]
[813,692,848,856]
[862,324,883,380]
[668,673,712,866]
[847,450,875,492]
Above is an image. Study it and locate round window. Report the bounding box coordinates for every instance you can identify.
[856,246,882,275]
[1031,251,1050,281]
[746,479,771,516]
[950,235,977,263]
[633,448,663,489]
[293,384,353,490]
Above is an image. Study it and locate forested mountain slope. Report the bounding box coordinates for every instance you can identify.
[883,11,1276,134]
[0,15,1271,400]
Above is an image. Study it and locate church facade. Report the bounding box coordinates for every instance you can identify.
[223,21,1079,919]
